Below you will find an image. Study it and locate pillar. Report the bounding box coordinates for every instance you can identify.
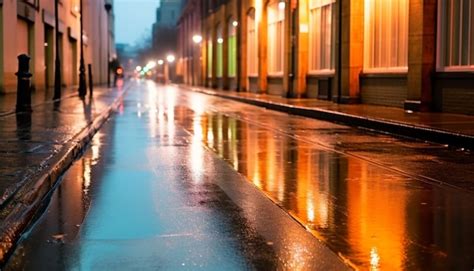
[337,0,364,103]
[406,0,437,111]
[294,0,309,97]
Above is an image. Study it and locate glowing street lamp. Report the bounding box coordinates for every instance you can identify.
[217,38,224,44]
[146,60,157,69]
[136,66,142,71]
[166,54,175,63]
[158,59,164,65]
[232,21,238,27]
[192,34,203,44]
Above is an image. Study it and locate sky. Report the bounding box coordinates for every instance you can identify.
[114,0,160,45]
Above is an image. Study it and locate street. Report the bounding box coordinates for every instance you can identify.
[5,80,474,270]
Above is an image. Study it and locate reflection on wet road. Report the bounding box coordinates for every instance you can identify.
[5,81,348,270]
[175,87,474,270]
[6,81,474,270]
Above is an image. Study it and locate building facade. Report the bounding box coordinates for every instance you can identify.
[178,0,474,115]
[152,0,184,60]
[177,0,203,86]
[0,0,115,94]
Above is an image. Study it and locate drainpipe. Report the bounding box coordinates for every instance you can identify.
[336,0,342,103]
[287,0,297,98]
[236,0,242,91]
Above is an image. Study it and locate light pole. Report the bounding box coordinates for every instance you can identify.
[78,0,87,97]
[104,2,112,87]
[158,59,164,83]
[166,54,175,84]
[53,0,61,100]
[192,34,202,86]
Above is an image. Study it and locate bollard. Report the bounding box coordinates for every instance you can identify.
[16,54,33,113]
[88,64,93,96]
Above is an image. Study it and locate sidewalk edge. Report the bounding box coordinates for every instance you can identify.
[182,85,474,149]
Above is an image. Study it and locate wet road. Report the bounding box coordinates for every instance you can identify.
[5,80,474,270]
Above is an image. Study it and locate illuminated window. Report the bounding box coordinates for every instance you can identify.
[228,20,237,77]
[364,0,408,72]
[267,2,285,75]
[309,0,335,73]
[217,25,223,77]
[247,9,258,76]
[438,0,474,71]
[207,37,213,78]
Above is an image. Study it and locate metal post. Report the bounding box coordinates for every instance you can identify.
[337,0,342,103]
[78,0,87,97]
[16,54,33,112]
[191,46,195,86]
[236,0,241,91]
[88,64,94,96]
[287,0,296,98]
[53,0,62,100]
[105,3,112,87]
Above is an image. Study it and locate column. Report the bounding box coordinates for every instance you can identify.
[406,0,436,111]
[338,0,364,103]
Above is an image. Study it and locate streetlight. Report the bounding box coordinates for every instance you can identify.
[104,2,112,87]
[164,54,175,84]
[146,60,157,69]
[166,54,175,63]
[78,0,87,97]
[53,0,61,100]
[191,35,203,86]
[192,34,203,44]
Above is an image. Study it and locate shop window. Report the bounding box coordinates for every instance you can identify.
[207,37,213,78]
[267,2,285,75]
[309,0,335,73]
[228,20,237,77]
[438,0,474,71]
[216,25,223,77]
[364,0,408,72]
[247,9,258,76]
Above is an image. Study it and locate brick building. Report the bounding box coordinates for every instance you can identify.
[178,0,474,114]
[0,0,115,93]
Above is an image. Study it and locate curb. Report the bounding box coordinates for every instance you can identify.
[183,86,474,150]
[0,92,78,118]
[0,83,131,266]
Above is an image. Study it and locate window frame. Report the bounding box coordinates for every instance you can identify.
[216,24,223,78]
[363,0,409,73]
[267,1,285,76]
[207,35,213,78]
[247,8,258,76]
[308,0,336,75]
[228,19,237,78]
[436,0,474,72]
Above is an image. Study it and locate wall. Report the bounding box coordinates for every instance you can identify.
[0,0,114,93]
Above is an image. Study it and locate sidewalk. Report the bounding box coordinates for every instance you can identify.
[183,85,474,149]
[0,82,129,264]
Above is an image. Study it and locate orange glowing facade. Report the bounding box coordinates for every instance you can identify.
[178,0,474,115]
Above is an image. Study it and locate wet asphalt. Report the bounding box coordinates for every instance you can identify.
[4,80,474,270]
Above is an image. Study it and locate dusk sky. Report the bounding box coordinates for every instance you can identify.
[114,0,160,45]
